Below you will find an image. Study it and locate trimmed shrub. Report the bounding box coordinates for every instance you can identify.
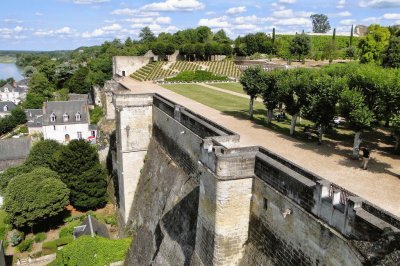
[42,241,57,255]
[54,236,131,266]
[34,232,46,243]
[18,238,33,252]
[55,236,74,247]
[166,70,229,82]
[59,220,80,238]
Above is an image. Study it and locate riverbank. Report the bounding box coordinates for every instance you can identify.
[0,55,16,64]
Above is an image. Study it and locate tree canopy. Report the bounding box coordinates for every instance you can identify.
[51,140,107,210]
[4,167,69,229]
[290,33,311,61]
[310,14,331,33]
[25,140,62,168]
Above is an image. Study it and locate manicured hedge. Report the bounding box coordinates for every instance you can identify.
[166,70,229,82]
[54,236,132,266]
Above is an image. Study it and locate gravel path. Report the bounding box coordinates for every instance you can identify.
[119,78,400,217]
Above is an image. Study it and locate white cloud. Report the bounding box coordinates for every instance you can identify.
[274,17,311,26]
[126,17,171,24]
[81,24,121,38]
[340,19,356,25]
[383,13,400,19]
[35,12,43,16]
[337,11,351,16]
[273,9,294,18]
[73,0,110,4]
[3,19,23,23]
[205,11,216,15]
[226,6,247,15]
[278,0,297,3]
[337,0,346,8]
[141,0,205,12]
[359,0,400,8]
[111,8,159,17]
[35,27,75,37]
[14,26,24,32]
[198,16,230,28]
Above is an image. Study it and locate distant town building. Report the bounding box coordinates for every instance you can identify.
[42,100,97,144]
[24,109,43,134]
[0,101,17,118]
[0,82,28,105]
[354,25,368,37]
[73,215,109,239]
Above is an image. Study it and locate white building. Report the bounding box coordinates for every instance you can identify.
[0,82,27,105]
[42,100,97,144]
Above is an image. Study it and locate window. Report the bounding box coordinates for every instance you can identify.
[63,112,69,122]
[77,132,82,139]
[3,105,7,112]
[91,130,96,137]
[50,112,56,122]
[53,125,56,131]
[75,112,81,121]
[263,198,268,211]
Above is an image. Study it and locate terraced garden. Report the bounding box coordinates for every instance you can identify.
[130,61,242,81]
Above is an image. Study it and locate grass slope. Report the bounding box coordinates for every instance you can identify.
[210,83,245,94]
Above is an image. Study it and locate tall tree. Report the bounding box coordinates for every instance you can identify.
[4,167,69,229]
[139,27,156,44]
[261,70,283,124]
[240,66,263,118]
[290,33,311,61]
[382,35,400,68]
[66,67,91,94]
[279,69,314,135]
[51,140,106,210]
[340,88,375,158]
[310,14,331,33]
[196,26,212,43]
[25,140,62,168]
[303,75,343,144]
[358,24,391,64]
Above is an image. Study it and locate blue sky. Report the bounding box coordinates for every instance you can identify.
[1,0,400,51]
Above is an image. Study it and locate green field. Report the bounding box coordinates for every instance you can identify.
[209,83,245,94]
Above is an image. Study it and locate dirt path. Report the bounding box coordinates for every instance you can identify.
[119,78,400,217]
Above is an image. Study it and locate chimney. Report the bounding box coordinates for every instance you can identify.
[12,81,17,88]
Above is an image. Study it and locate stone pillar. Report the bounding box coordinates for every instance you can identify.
[195,145,258,265]
[114,93,153,224]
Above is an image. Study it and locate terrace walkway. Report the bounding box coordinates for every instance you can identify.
[119,77,400,217]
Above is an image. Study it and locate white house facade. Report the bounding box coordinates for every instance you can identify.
[42,100,96,144]
[0,83,27,105]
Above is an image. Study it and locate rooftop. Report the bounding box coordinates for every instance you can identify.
[42,100,89,126]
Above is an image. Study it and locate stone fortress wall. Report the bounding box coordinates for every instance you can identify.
[111,88,400,265]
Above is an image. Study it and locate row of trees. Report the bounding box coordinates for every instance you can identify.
[0,140,107,229]
[241,63,400,154]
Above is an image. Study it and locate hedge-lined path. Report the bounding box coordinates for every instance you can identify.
[119,77,400,217]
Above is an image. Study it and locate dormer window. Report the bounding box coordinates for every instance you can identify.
[75,112,81,121]
[63,112,69,122]
[3,105,8,112]
[50,112,56,122]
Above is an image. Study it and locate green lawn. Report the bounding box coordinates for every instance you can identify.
[162,84,323,138]
[209,82,246,94]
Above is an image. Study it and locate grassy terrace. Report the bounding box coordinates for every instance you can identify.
[210,82,246,94]
[162,83,355,142]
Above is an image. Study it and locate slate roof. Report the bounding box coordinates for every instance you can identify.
[0,137,31,161]
[0,101,17,113]
[73,215,110,239]
[16,79,29,87]
[25,109,43,128]
[0,83,26,94]
[42,100,89,126]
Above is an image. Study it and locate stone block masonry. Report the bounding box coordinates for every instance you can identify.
[112,88,400,265]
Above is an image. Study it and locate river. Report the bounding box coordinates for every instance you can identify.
[0,63,24,81]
